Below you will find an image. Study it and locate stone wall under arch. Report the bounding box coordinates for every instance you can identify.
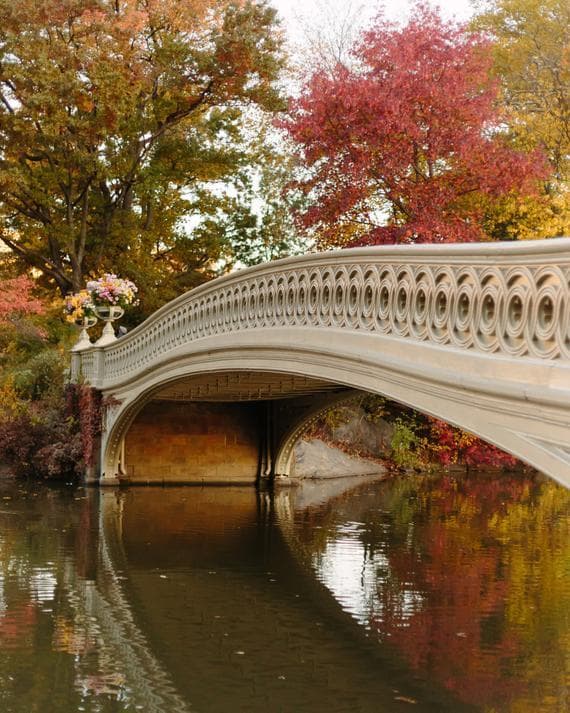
[123,399,263,484]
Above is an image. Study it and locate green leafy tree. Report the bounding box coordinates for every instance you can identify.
[473,0,570,238]
[226,115,311,266]
[0,0,286,306]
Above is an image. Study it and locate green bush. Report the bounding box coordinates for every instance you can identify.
[390,418,427,470]
[11,349,65,402]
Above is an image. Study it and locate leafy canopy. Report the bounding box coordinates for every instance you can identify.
[0,0,286,306]
[284,3,547,247]
[473,0,570,239]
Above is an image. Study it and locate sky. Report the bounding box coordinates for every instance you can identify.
[270,0,475,48]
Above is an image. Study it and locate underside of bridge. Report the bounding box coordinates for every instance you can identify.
[119,371,353,485]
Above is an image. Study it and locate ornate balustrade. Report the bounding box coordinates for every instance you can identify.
[77,239,570,390]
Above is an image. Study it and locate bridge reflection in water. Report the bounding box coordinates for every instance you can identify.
[0,474,567,712]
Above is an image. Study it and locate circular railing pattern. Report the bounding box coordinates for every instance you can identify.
[79,252,570,386]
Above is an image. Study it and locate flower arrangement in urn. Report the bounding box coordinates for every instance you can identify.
[64,290,98,351]
[86,274,138,316]
[65,275,138,349]
[85,274,138,345]
[64,290,96,325]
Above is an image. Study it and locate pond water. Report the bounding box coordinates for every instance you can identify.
[0,471,567,713]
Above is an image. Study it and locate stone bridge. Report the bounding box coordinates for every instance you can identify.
[72,239,570,489]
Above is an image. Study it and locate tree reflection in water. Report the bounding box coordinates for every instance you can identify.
[295,473,570,712]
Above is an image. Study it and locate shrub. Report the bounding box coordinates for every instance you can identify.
[0,348,93,480]
[0,408,82,479]
[11,349,65,402]
[424,418,519,469]
[390,418,428,470]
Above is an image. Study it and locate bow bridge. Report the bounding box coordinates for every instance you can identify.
[72,239,570,489]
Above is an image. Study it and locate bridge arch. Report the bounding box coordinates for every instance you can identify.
[99,333,570,487]
[74,239,570,488]
[272,392,365,478]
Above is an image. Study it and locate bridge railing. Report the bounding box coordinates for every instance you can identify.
[76,239,570,390]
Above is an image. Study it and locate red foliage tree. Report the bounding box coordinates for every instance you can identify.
[0,275,44,324]
[284,3,547,247]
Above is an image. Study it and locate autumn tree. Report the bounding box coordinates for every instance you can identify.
[473,0,570,239]
[284,3,547,247]
[0,275,44,325]
[0,0,286,304]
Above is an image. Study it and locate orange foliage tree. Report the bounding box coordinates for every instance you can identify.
[0,0,285,299]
